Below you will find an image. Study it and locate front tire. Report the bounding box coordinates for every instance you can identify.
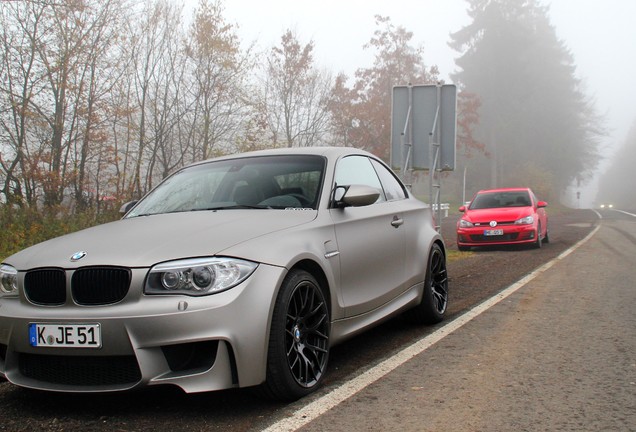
[534,223,543,249]
[261,270,330,401]
[406,243,448,324]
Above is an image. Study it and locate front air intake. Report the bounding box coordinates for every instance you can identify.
[19,353,141,386]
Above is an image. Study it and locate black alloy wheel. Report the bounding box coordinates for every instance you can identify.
[406,243,448,324]
[429,244,449,316]
[262,270,330,401]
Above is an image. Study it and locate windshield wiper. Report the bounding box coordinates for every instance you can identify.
[129,209,197,218]
[130,205,271,217]
[202,204,271,210]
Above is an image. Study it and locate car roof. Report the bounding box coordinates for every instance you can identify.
[190,146,378,167]
[476,187,532,194]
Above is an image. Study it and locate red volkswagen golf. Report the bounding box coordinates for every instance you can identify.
[456,187,549,251]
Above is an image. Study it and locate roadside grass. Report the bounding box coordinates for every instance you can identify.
[447,249,472,262]
[0,205,120,260]
[2,199,573,262]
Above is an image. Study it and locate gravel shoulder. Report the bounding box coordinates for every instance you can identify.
[442,207,599,315]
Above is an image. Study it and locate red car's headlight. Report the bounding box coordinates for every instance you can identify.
[514,215,534,225]
[459,219,474,228]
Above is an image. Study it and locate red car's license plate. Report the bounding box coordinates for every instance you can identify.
[29,323,102,348]
[483,229,504,236]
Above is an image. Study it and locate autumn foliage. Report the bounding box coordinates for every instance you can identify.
[1,0,603,252]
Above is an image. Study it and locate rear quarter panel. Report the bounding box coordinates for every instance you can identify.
[402,199,443,289]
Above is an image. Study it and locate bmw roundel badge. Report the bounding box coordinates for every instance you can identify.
[70,251,87,262]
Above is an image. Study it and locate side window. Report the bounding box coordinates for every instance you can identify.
[334,156,385,202]
[371,159,407,201]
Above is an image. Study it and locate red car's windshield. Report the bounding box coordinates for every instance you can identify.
[470,191,531,209]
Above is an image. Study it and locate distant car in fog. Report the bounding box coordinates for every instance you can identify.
[456,187,549,251]
[599,203,614,209]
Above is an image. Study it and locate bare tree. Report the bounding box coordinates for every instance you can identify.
[0,0,130,210]
[0,1,46,206]
[184,0,255,161]
[70,0,127,211]
[123,0,187,196]
[0,0,329,215]
[263,30,332,147]
[144,1,189,188]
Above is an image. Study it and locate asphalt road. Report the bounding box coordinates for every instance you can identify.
[1,208,633,431]
[273,209,636,431]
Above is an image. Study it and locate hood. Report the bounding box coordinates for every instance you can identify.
[464,207,533,224]
[5,210,317,270]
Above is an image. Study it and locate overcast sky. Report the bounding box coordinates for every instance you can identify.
[207,0,636,204]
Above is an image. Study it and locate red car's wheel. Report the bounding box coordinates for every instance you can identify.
[534,223,543,248]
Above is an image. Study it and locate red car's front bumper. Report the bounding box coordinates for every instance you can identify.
[457,224,538,247]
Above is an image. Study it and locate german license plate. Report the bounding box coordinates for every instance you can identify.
[29,323,101,348]
[484,229,504,236]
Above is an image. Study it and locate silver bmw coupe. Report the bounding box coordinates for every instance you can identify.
[0,147,448,400]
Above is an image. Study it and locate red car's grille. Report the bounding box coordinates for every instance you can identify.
[472,221,515,226]
[469,233,520,242]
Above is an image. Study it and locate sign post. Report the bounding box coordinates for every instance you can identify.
[391,84,457,231]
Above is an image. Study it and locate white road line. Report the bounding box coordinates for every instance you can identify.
[615,209,636,217]
[263,222,602,432]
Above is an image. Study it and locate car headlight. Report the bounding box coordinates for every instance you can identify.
[459,219,474,228]
[0,264,18,296]
[145,257,258,296]
[514,215,534,225]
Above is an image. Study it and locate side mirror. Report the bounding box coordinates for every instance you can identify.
[119,200,138,215]
[458,205,466,212]
[333,185,380,208]
[537,201,548,208]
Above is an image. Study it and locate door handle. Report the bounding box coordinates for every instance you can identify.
[391,216,404,228]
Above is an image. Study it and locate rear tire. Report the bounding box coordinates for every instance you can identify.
[260,270,330,401]
[406,243,448,324]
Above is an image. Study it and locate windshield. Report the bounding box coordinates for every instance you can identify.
[127,155,325,217]
[470,191,532,209]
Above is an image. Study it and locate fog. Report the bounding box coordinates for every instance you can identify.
[549,0,636,207]
[3,0,634,210]
[217,0,636,207]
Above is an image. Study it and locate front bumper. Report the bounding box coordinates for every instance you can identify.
[457,224,537,247]
[0,264,286,393]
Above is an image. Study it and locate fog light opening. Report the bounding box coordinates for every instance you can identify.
[161,341,219,373]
